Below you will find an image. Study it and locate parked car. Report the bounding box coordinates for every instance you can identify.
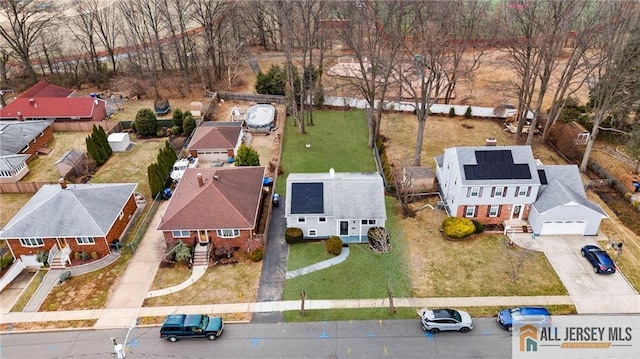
[497,307,551,332]
[418,307,473,334]
[581,245,616,274]
[160,314,224,342]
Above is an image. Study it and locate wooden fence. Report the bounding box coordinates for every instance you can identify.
[0,181,59,194]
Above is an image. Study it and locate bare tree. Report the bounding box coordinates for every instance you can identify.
[0,0,59,83]
[92,0,122,73]
[503,237,533,282]
[67,0,101,74]
[158,0,194,96]
[334,0,409,149]
[580,2,640,172]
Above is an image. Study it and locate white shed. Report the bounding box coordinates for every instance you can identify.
[108,133,131,152]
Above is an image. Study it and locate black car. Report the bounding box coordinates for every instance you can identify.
[581,245,616,274]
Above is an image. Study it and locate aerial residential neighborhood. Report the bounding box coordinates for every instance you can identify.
[1,0,640,358]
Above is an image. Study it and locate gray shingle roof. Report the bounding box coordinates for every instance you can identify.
[0,183,137,238]
[534,165,607,216]
[287,172,386,219]
[0,120,54,156]
[0,154,29,172]
[452,146,539,185]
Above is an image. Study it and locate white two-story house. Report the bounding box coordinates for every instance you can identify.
[435,146,607,236]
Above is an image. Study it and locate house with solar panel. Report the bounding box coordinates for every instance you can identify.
[285,169,387,242]
[435,146,607,236]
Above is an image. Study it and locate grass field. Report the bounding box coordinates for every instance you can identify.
[276,109,376,195]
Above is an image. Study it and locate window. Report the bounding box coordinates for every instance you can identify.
[20,238,44,247]
[172,230,190,238]
[468,187,480,197]
[516,186,529,197]
[76,236,95,245]
[488,205,500,217]
[297,217,306,223]
[464,206,476,217]
[361,219,376,225]
[493,187,505,197]
[318,217,326,223]
[308,229,317,237]
[118,210,124,221]
[217,229,240,238]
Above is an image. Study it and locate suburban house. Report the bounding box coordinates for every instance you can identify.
[0,182,139,269]
[0,119,54,183]
[0,81,107,122]
[157,166,266,253]
[434,145,608,236]
[186,122,244,162]
[285,169,387,242]
[0,154,30,183]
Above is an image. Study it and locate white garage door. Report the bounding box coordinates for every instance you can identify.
[540,220,587,235]
[197,150,228,162]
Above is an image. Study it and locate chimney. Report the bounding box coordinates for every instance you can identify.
[213,174,220,181]
[17,111,23,121]
[59,178,67,189]
[29,98,35,106]
[197,173,204,187]
[486,137,497,146]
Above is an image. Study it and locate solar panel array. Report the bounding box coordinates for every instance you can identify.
[537,169,548,185]
[290,182,324,214]
[464,150,532,180]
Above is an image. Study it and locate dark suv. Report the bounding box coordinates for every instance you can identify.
[160,314,224,342]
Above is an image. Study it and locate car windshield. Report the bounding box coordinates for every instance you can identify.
[450,310,461,322]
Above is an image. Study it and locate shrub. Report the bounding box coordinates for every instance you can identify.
[235,144,260,166]
[74,251,82,260]
[80,251,90,261]
[134,108,159,137]
[449,107,456,117]
[36,250,49,265]
[442,217,476,239]
[91,251,98,260]
[472,220,485,233]
[1,255,13,269]
[248,247,264,262]
[326,236,343,256]
[464,106,472,118]
[285,227,304,244]
[171,125,181,135]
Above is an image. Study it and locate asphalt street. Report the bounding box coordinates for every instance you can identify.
[0,318,512,359]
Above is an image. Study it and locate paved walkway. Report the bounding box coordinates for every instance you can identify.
[286,247,350,279]
[0,295,574,329]
[146,266,207,298]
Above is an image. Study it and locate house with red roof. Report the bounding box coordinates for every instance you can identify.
[157,167,266,259]
[187,122,244,162]
[0,81,107,122]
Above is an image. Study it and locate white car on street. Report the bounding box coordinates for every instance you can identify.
[418,307,474,334]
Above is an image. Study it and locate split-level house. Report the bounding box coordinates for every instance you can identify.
[0,182,139,268]
[435,146,607,236]
[157,167,266,256]
[285,169,387,242]
[187,122,244,162]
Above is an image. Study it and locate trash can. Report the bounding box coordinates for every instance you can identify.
[272,193,280,207]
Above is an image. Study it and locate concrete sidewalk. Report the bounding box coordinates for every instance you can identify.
[0,295,574,329]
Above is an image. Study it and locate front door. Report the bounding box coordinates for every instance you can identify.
[198,230,208,245]
[339,221,349,236]
[511,205,522,220]
[56,237,68,249]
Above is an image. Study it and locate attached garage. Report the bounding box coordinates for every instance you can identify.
[196,150,231,162]
[539,220,587,236]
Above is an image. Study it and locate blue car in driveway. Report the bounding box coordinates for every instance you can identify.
[581,245,616,274]
[497,307,551,332]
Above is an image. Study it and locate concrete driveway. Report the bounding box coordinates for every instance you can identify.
[510,233,639,314]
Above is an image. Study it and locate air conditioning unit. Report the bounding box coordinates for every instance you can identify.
[436,201,445,210]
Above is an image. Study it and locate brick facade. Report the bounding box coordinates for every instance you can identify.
[455,204,532,225]
[21,124,54,161]
[162,228,257,251]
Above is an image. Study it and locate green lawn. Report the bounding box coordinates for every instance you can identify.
[284,198,411,300]
[276,110,376,195]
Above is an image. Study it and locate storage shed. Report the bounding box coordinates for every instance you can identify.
[108,133,131,152]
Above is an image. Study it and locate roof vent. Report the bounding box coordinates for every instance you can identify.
[213,174,220,181]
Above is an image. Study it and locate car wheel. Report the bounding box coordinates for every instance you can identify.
[168,336,177,342]
[208,334,217,341]
[459,327,470,333]
[429,328,440,334]
[581,249,586,257]
[593,266,599,273]
[507,326,513,332]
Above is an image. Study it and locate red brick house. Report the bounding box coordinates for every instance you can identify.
[0,81,107,122]
[0,182,140,268]
[157,167,266,253]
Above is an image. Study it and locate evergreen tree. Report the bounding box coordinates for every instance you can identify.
[134,108,159,136]
[148,163,164,198]
[86,135,106,165]
[165,140,178,163]
[97,125,113,156]
[94,134,108,165]
[183,114,196,137]
[157,150,172,176]
[235,144,260,166]
[172,108,184,132]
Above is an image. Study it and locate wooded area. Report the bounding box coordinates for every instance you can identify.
[1,0,639,170]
